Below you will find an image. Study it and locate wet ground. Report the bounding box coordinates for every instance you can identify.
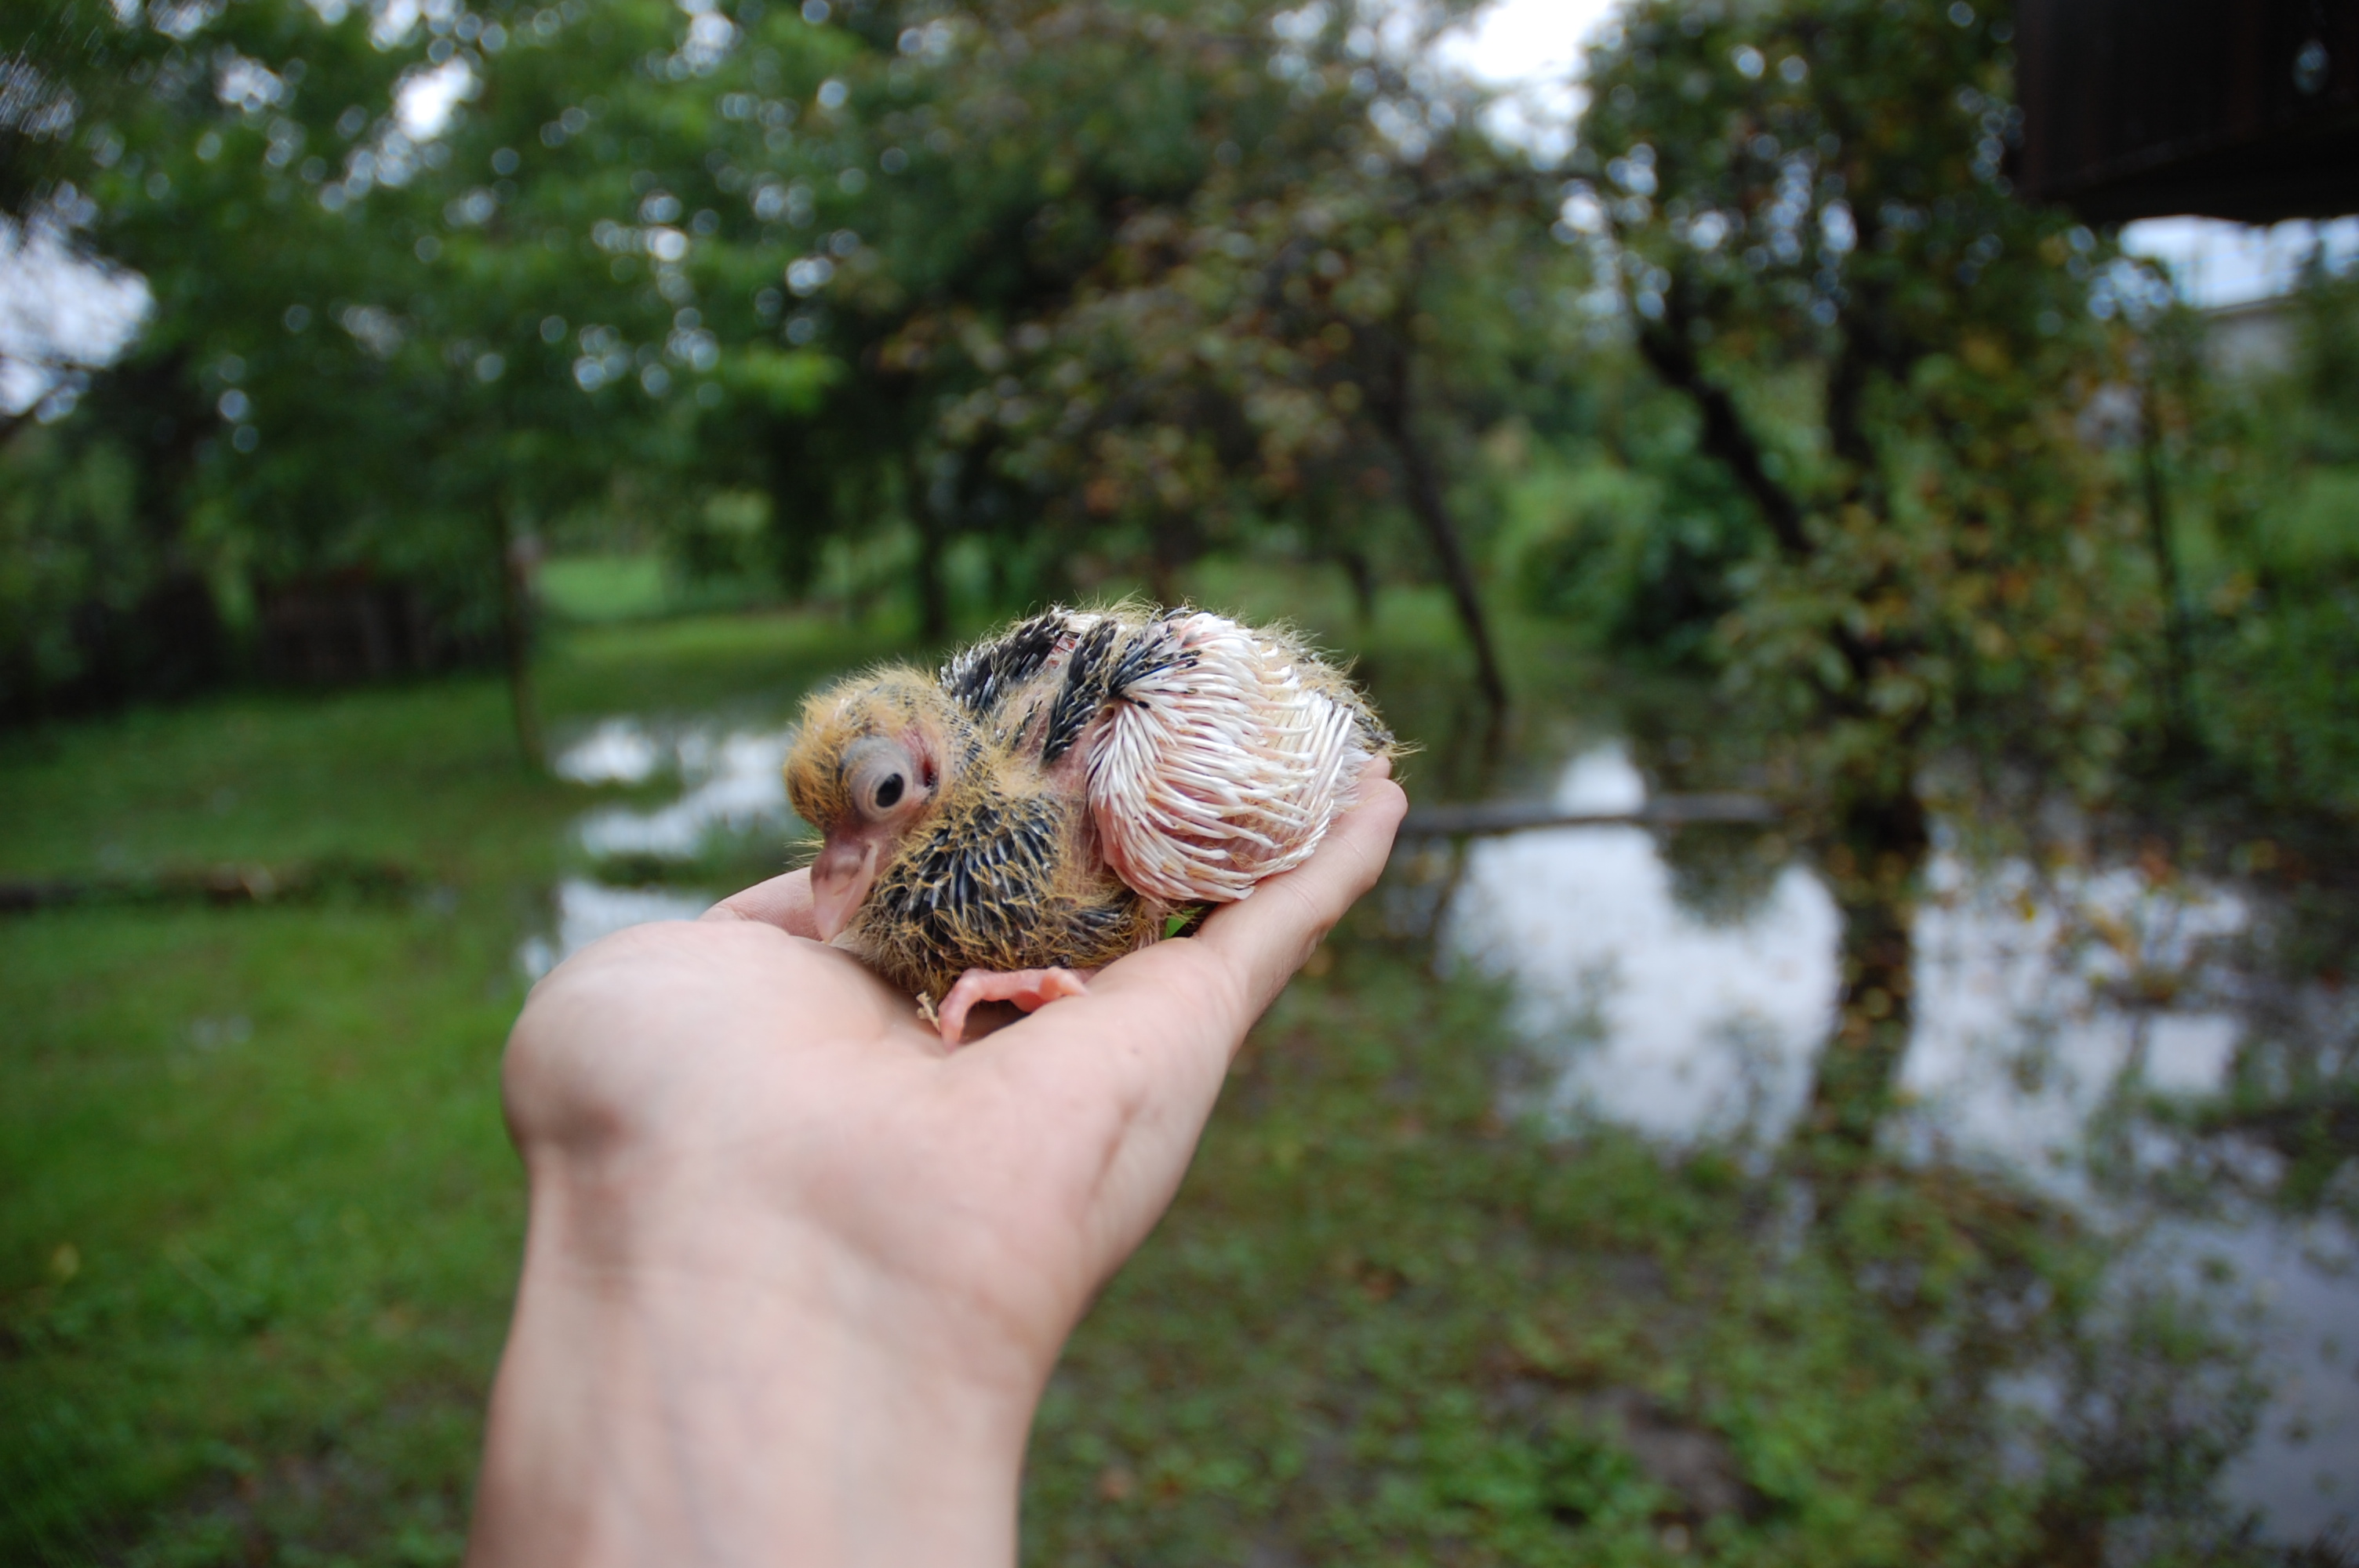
[1449,744,2356,1541]
[527,714,2357,1544]
[514,717,792,977]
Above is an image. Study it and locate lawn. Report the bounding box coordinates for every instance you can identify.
[2,596,2270,1565]
[2,608,876,1561]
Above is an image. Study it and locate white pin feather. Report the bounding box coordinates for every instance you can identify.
[1087,612,1377,904]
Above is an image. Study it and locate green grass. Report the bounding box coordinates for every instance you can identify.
[0,606,878,1563]
[6,902,520,1562]
[1022,948,2259,1568]
[536,553,783,626]
[537,553,674,622]
[0,590,2276,1565]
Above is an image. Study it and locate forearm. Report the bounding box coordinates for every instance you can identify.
[467,1173,1037,1568]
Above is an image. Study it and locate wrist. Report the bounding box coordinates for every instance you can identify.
[467,1157,1039,1568]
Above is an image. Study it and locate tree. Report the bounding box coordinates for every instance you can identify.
[9,0,1556,727]
[742,0,1545,694]
[2,0,844,735]
[2,0,431,713]
[911,1,1550,715]
[1571,0,2165,1154]
[4,0,508,712]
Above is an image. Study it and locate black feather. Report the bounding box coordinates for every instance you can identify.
[940,613,1067,717]
[1041,619,1123,764]
[1041,618,1195,765]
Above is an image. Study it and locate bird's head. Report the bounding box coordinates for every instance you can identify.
[784,670,964,942]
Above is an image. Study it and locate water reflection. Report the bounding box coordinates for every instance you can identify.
[1903,853,2244,1192]
[517,717,801,975]
[514,878,711,979]
[551,716,669,785]
[1446,744,2357,1541]
[1448,743,1839,1142]
[561,718,799,859]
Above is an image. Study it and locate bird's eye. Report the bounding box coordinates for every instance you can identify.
[843,737,925,822]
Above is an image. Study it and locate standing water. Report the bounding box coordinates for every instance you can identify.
[1446,744,2357,1541]
[516,717,801,977]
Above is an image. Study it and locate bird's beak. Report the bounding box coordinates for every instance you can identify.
[809,831,881,942]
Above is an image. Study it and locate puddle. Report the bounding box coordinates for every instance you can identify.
[1446,745,1840,1142]
[514,878,713,979]
[557,718,801,859]
[1901,851,2248,1195]
[518,719,801,975]
[551,717,670,785]
[1446,743,2359,1541]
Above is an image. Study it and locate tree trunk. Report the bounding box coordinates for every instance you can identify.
[765,418,832,597]
[1803,771,1929,1159]
[1339,546,1379,627]
[903,448,951,644]
[495,509,545,771]
[2139,379,2199,759]
[1633,267,1936,1174]
[1369,348,1510,719]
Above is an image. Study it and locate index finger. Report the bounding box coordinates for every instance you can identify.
[951,764,1405,1273]
[1190,764,1405,1022]
[976,761,1406,1092]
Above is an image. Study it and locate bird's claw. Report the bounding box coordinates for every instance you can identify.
[936,966,1090,1047]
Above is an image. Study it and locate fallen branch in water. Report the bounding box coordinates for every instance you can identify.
[1398,794,1779,838]
[0,856,417,914]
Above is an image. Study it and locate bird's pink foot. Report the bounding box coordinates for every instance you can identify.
[936,966,1091,1047]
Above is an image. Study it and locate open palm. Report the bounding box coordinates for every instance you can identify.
[467,768,1404,1567]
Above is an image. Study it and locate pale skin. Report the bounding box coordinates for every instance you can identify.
[464,764,1405,1567]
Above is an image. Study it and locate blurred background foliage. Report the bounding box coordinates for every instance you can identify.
[5,0,2359,1560]
[3,0,2352,815]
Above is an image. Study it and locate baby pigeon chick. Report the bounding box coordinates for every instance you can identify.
[784,604,1391,1044]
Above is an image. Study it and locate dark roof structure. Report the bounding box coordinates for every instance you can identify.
[2012,0,2359,223]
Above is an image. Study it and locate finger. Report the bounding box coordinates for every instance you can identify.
[990,761,1403,1083]
[983,760,1402,1067]
[954,765,1406,1254]
[702,867,820,938]
[1193,765,1405,1021]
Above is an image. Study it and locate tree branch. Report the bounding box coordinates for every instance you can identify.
[1633,269,1933,712]
[1634,280,1812,561]
[1366,329,1511,718]
[1823,253,1921,512]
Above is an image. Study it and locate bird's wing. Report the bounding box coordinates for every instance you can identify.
[1070,612,1386,905]
[938,611,1085,721]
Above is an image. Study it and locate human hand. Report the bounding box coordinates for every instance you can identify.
[464,765,1404,1567]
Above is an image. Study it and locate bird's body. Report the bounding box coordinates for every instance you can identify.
[814,670,1161,1003]
[783,605,1390,1038]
